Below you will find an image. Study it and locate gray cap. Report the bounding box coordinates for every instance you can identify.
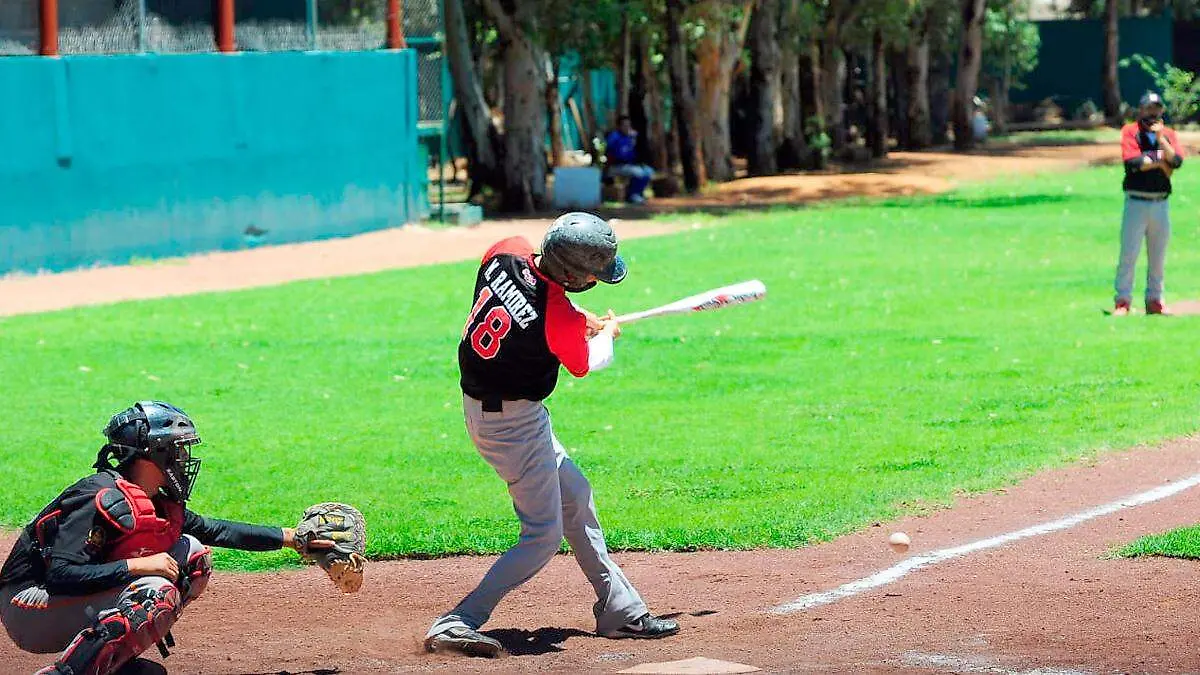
[1139,91,1164,108]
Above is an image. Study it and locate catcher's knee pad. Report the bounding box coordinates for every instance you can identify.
[46,582,181,675]
[173,535,212,605]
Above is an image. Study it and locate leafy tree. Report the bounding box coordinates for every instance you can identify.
[981,0,1040,133]
[1121,54,1200,123]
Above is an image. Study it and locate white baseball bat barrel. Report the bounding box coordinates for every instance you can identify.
[615,280,767,324]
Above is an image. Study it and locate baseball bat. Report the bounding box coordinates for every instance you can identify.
[615,280,767,324]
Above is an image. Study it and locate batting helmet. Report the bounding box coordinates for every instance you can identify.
[539,212,628,292]
[95,401,202,502]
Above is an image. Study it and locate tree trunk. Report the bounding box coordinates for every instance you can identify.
[952,0,986,151]
[641,30,670,170]
[807,43,823,124]
[546,58,566,168]
[665,0,702,193]
[484,0,547,212]
[696,0,754,183]
[748,0,780,175]
[867,29,887,158]
[993,71,1011,134]
[905,10,932,149]
[819,20,847,150]
[930,49,951,145]
[445,0,504,197]
[1102,0,1122,121]
[889,48,910,149]
[618,12,633,119]
[579,69,601,164]
[780,49,806,169]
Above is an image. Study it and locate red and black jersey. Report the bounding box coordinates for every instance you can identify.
[1121,122,1185,195]
[0,470,283,596]
[459,237,590,402]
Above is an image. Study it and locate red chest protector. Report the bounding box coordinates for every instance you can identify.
[95,478,184,560]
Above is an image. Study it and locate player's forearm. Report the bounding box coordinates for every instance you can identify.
[45,557,134,595]
[587,332,615,371]
[184,510,286,551]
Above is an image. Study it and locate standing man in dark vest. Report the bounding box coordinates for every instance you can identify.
[1113,92,1185,315]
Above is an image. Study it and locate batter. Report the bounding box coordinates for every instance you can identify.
[424,212,680,657]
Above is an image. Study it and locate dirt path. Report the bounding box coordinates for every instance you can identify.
[4,437,1199,674]
[0,142,1134,319]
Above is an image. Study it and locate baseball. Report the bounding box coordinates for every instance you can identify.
[888,531,911,553]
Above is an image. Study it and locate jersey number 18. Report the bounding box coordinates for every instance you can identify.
[463,287,513,359]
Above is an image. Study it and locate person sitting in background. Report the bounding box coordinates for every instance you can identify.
[604,116,653,205]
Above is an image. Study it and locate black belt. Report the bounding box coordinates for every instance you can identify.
[1128,194,1168,202]
[481,396,504,413]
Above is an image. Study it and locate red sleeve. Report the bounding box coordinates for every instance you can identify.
[1167,129,1185,158]
[545,286,589,377]
[1121,124,1142,161]
[481,237,534,264]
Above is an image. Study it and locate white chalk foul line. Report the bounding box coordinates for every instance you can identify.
[769,471,1200,615]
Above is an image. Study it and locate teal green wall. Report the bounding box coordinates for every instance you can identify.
[0,50,426,275]
[1013,17,1173,115]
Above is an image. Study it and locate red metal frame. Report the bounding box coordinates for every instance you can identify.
[386,0,405,49]
[215,0,235,52]
[39,0,59,56]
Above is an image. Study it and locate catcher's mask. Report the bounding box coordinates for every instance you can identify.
[95,401,202,502]
[538,212,627,293]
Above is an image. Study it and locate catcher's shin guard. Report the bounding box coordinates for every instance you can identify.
[39,581,181,675]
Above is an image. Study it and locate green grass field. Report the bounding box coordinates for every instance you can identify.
[1,162,1198,570]
[1118,526,1200,559]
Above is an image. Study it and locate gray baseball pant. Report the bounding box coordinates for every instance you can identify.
[1,534,208,654]
[427,395,648,637]
[1115,196,1171,304]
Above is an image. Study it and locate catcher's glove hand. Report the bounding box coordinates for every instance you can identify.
[293,502,367,593]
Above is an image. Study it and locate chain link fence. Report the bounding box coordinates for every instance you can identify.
[0,0,435,55]
[0,3,38,55]
[405,0,444,126]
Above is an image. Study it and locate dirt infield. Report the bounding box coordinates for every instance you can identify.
[3,437,1199,673]
[0,141,1133,318]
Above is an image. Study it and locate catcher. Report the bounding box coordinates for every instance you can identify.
[0,401,366,675]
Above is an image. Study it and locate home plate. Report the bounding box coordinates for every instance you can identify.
[619,656,760,674]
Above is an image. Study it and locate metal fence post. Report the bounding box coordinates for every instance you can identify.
[137,0,148,52]
[306,0,318,50]
[39,0,59,56]
[216,0,235,52]
[387,0,405,49]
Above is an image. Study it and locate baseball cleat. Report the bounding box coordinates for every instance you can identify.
[1111,300,1131,316]
[424,626,504,658]
[600,613,680,639]
[1146,299,1166,315]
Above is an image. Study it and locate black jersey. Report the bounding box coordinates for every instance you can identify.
[459,237,591,402]
[0,470,284,595]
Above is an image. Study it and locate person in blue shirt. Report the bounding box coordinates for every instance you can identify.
[604,116,653,205]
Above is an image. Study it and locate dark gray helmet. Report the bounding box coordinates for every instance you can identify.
[95,401,202,502]
[539,212,628,292]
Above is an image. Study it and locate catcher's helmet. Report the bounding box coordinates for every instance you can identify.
[95,401,202,502]
[539,212,627,292]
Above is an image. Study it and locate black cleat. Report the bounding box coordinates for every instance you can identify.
[424,626,504,658]
[600,613,681,639]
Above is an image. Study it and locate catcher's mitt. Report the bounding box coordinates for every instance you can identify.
[294,502,367,593]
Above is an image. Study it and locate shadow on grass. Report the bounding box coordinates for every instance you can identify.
[875,193,1074,209]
